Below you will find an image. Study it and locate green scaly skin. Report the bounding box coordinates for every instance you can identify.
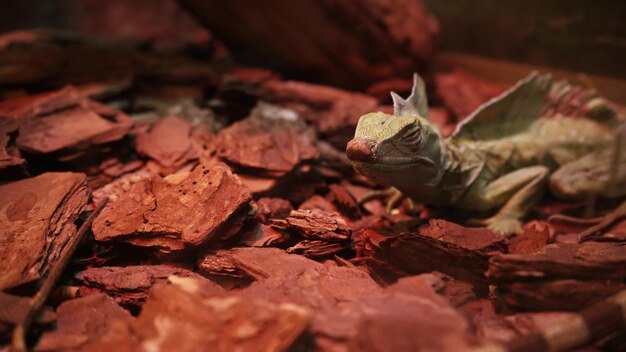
[347,73,625,236]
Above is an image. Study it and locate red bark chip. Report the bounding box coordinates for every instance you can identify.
[508,221,551,254]
[286,240,351,259]
[0,172,89,291]
[133,283,311,352]
[420,219,505,251]
[260,80,379,134]
[91,168,154,206]
[270,208,351,241]
[255,197,293,223]
[0,86,84,120]
[362,219,505,288]
[92,161,252,251]
[489,241,626,311]
[135,116,198,172]
[499,279,626,311]
[39,279,309,351]
[37,294,137,351]
[488,241,626,282]
[198,247,381,306]
[0,114,25,178]
[331,278,480,352]
[0,86,133,158]
[327,183,361,219]
[76,265,224,308]
[215,105,318,176]
[197,247,479,350]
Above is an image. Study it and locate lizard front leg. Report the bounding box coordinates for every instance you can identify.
[470,165,550,236]
[358,186,412,214]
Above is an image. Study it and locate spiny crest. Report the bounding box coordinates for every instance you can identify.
[391,73,429,119]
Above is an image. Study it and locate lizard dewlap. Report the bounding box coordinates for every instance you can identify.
[347,73,625,236]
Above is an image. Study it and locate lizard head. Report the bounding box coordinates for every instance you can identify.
[346,74,445,187]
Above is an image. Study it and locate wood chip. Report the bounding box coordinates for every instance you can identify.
[76,265,224,308]
[0,172,89,291]
[92,161,252,252]
[215,103,318,177]
[135,116,198,173]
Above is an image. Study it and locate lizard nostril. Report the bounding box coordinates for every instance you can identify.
[346,138,376,162]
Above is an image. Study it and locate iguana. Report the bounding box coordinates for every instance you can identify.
[346,72,626,236]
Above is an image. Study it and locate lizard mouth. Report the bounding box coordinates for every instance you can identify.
[352,156,434,171]
[360,155,434,167]
[346,138,434,167]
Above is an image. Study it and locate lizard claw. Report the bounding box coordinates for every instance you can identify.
[486,216,523,237]
[358,186,408,214]
[468,216,522,237]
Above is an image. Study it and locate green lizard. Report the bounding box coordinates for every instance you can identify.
[346,72,626,235]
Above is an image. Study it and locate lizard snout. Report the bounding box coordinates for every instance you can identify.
[346,138,376,162]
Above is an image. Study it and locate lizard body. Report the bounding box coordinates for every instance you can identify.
[347,73,625,235]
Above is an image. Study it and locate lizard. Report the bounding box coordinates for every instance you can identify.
[346,72,626,236]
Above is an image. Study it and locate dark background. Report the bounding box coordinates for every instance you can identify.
[1,0,625,79]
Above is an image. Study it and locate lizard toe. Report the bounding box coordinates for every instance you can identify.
[486,217,523,237]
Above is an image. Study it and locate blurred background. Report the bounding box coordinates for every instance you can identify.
[1,1,624,76]
[0,0,625,101]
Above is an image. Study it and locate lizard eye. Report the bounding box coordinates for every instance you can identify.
[392,122,424,155]
[398,122,422,146]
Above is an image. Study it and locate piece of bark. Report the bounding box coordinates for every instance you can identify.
[317,275,480,351]
[0,114,26,179]
[498,279,626,312]
[237,173,279,195]
[414,272,477,308]
[487,241,626,282]
[69,145,145,191]
[133,282,311,352]
[0,29,215,89]
[239,223,289,248]
[327,183,362,220]
[179,0,437,88]
[198,248,480,350]
[508,221,551,254]
[36,293,137,352]
[259,79,379,137]
[255,197,293,223]
[198,247,381,303]
[76,265,224,308]
[197,251,257,290]
[0,84,84,120]
[270,208,351,242]
[238,164,325,203]
[286,240,351,259]
[1,87,133,160]
[473,309,579,345]
[299,194,339,213]
[92,161,252,252]
[340,182,386,216]
[362,219,506,289]
[0,172,89,291]
[135,116,198,173]
[0,292,56,327]
[435,68,507,122]
[91,168,154,206]
[215,103,318,177]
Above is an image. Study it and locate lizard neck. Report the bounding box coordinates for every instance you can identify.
[436,140,487,203]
